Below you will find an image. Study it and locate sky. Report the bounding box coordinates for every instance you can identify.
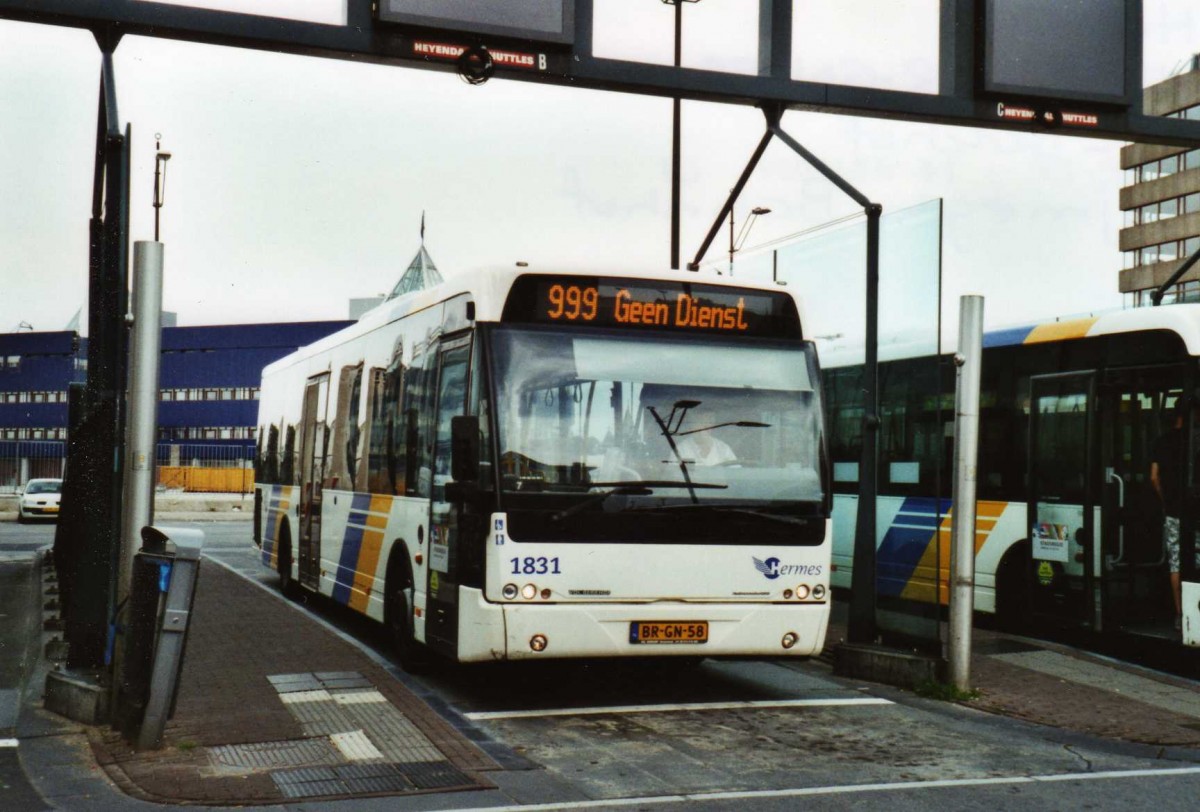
[1,0,1199,338]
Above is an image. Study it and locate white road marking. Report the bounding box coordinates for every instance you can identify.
[0,738,18,748]
[465,697,891,720]
[449,766,1200,811]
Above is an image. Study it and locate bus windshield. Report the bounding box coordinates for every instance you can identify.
[490,326,826,545]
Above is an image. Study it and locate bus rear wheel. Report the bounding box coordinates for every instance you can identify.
[387,557,431,674]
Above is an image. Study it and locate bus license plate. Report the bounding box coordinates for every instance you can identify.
[629,621,708,645]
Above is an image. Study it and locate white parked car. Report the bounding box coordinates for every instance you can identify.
[18,478,63,523]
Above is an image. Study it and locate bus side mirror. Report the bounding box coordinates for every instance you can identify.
[451,416,480,483]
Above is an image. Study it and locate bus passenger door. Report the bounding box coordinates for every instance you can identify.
[1099,368,1182,639]
[1027,372,1097,631]
[424,340,471,655]
[298,373,330,590]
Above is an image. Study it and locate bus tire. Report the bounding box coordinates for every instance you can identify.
[386,548,431,674]
[277,521,300,600]
[995,543,1031,634]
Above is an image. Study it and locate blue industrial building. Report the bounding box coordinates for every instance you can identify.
[0,321,351,488]
[0,330,80,442]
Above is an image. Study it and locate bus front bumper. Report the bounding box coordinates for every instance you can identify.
[454,587,830,663]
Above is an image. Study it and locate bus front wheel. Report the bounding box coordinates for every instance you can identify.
[386,552,431,673]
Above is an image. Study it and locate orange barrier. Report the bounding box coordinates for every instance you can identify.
[157,467,254,494]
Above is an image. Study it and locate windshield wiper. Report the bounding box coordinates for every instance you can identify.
[629,505,814,527]
[550,480,727,523]
[648,403,701,503]
[648,401,771,503]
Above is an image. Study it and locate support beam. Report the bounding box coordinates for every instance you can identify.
[687,127,775,271]
[763,106,881,644]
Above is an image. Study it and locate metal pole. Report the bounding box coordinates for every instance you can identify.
[687,127,774,270]
[848,204,881,642]
[670,0,681,270]
[759,106,881,642]
[948,294,984,689]
[118,241,164,608]
[113,241,163,721]
[728,207,735,272]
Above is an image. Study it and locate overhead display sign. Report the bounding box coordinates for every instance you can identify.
[503,276,802,338]
[7,0,1200,146]
[982,0,1129,106]
[377,0,574,46]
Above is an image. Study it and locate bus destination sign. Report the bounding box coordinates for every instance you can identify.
[503,276,802,338]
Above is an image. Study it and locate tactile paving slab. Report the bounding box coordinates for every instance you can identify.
[268,674,444,761]
[250,673,473,799]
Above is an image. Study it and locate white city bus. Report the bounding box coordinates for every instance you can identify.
[821,305,1200,649]
[253,266,831,669]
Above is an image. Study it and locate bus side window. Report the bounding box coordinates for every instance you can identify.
[470,344,494,489]
[404,349,439,497]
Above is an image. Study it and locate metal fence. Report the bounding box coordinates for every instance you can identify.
[0,441,255,494]
[0,441,67,493]
[155,443,255,494]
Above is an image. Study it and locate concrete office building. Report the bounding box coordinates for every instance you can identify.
[1120,54,1200,306]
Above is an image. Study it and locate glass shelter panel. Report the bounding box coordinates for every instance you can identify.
[737,199,944,642]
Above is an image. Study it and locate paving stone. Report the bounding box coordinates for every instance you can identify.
[313,671,364,681]
[274,776,347,799]
[402,761,475,790]
[343,773,417,793]
[273,678,324,694]
[85,562,496,805]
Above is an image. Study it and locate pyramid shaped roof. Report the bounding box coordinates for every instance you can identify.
[386,244,443,301]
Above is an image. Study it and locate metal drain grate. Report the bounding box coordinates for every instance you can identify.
[209,738,341,771]
[271,762,421,798]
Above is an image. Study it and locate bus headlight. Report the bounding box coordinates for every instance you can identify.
[502,583,519,600]
[530,634,548,652]
[521,583,538,600]
[812,584,827,600]
[781,632,798,649]
[795,584,811,600]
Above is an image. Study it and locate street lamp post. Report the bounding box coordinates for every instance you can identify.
[662,0,699,271]
[153,134,171,242]
[729,205,771,273]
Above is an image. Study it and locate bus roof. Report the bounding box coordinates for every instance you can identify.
[818,304,1200,368]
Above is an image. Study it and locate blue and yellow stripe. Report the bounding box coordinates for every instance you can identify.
[983,317,1098,349]
[332,493,392,613]
[261,484,294,568]
[877,497,1006,604]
